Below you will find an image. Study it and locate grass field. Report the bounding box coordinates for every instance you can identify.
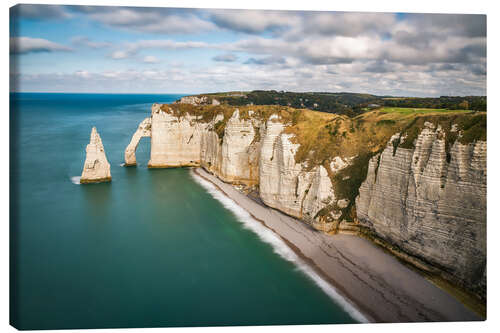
[379,107,471,115]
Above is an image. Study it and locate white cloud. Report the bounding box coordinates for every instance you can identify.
[76,6,216,34]
[210,9,299,34]
[10,37,72,54]
[212,53,238,62]
[13,58,486,96]
[10,7,486,96]
[110,50,132,60]
[110,39,212,60]
[71,36,111,49]
[10,4,71,20]
[296,12,396,38]
[143,56,159,63]
[75,70,90,78]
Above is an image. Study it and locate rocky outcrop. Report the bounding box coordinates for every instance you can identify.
[219,109,260,185]
[80,127,111,184]
[200,114,224,174]
[176,95,220,105]
[125,104,486,298]
[148,104,204,167]
[258,115,347,232]
[356,122,486,298]
[127,106,345,230]
[139,105,260,184]
[124,117,151,166]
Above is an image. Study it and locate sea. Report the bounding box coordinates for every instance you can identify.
[10,93,361,329]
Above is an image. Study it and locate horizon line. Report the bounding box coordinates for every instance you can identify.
[9,91,487,98]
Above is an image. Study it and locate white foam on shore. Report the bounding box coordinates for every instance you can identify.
[191,170,369,323]
[70,176,81,185]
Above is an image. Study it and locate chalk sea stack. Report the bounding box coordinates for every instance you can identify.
[80,127,112,184]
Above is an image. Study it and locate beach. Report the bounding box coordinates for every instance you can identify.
[193,167,481,323]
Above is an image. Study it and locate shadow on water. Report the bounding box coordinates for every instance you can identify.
[10,97,20,327]
[80,182,113,221]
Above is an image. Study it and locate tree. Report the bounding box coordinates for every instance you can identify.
[459,100,470,110]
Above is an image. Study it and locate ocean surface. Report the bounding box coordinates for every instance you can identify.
[10,93,358,329]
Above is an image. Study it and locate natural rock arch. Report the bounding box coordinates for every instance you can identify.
[124,117,151,166]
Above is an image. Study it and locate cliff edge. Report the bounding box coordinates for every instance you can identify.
[124,102,486,301]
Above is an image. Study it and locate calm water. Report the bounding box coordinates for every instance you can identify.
[10,93,358,329]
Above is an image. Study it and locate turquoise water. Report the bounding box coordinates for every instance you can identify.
[10,93,358,329]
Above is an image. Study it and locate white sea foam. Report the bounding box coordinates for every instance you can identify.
[70,176,81,185]
[120,163,125,167]
[190,170,369,323]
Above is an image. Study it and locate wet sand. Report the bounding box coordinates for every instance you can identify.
[193,168,481,323]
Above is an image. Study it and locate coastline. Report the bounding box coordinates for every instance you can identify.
[192,167,482,323]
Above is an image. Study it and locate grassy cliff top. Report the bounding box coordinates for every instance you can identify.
[176,90,487,115]
[161,102,485,163]
[160,102,485,221]
[286,107,485,221]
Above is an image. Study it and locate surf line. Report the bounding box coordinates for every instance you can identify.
[190,168,370,323]
[70,176,81,184]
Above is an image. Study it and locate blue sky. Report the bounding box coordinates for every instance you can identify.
[9,4,486,96]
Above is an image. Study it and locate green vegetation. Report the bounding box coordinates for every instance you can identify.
[379,107,470,115]
[380,95,486,111]
[161,103,310,141]
[163,100,485,224]
[331,152,379,222]
[283,107,485,220]
[180,90,486,116]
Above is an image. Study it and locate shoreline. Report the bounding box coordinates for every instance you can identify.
[192,167,482,323]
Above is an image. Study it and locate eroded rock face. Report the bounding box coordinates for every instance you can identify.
[176,95,220,105]
[146,106,261,185]
[126,105,486,297]
[258,115,345,232]
[200,114,223,175]
[129,107,346,230]
[124,117,151,166]
[219,109,260,185]
[80,127,111,184]
[148,104,204,167]
[356,122,487,298]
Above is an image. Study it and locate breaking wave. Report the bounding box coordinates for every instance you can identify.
[190,170,369,323]
[70,176,81,185]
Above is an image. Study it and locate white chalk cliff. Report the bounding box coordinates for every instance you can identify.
[356,122,486,298]
[125,104,486,299]
[80,127,111,183]
[258,116,343,232]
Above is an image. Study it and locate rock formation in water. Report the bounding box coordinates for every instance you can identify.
[124,117,151,166]
[80,127,111,183]
[125,102,486,299]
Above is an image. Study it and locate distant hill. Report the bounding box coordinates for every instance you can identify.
[176,90,486,116]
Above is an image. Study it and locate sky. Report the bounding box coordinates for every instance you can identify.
[9,4,486,96]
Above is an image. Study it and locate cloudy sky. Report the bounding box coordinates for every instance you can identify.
[9,4,486,96]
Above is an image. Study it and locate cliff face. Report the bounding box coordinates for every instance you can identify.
[356,122,486,298]
[258,115,345,232]
[126,105,343,229]
[125,104,486,298]
[81,127,111,183]
[219,109,260,184]
[149,103,204,167]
